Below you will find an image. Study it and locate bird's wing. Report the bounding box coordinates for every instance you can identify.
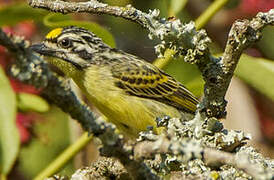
[111,57,199,114]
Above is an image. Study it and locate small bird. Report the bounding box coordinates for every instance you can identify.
[31,26,199,138]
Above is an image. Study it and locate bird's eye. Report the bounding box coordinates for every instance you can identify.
[59,38,72,48]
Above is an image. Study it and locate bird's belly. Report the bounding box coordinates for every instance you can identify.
[72,67,182,138]
[96,95,182,138]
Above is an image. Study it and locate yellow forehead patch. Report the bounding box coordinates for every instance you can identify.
[46,28,63,39]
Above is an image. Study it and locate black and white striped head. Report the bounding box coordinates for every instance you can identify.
[31,26,110,69]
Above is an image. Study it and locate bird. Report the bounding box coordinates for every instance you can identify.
[30,26,199,138]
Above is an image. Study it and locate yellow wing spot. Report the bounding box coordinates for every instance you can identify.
[46,28,63,39]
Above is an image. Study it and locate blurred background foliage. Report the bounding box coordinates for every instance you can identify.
[0,0,274,179]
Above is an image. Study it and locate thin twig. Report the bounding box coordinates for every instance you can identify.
[29,0,157,31]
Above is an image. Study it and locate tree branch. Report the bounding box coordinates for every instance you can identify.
[134,125,273,179]
[135,139,263,178]
[199,9,274,118]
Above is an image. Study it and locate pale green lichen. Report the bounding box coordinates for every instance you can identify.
[147,16,211,63]
[9,36,49,89]
[133,114,273,179]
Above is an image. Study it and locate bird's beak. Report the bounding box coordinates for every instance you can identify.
[30,43,85,69]
[30,43,55,56]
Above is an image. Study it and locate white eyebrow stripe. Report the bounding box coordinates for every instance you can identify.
[58,34,80,41]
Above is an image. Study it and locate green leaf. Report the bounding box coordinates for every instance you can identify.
[17,93,50,113]
[18,106,74,179]
[0,3,47,27]
[43,13,116,48]
[258,26,274,60]
[163,58,204,97]
[235,54,274,100]
[0,67,19,175]
[170,0,188,15]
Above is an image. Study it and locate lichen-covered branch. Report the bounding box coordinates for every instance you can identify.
[54,115,273,179]
[70,157,130,180]
[0,29,159,180]
[133,116,273,179]
[134,138,272,179]
[29,0,151,29]
[199,9,274,118]
[29,0,211,60]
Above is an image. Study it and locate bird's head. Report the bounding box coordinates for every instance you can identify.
[30,26,109,75]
